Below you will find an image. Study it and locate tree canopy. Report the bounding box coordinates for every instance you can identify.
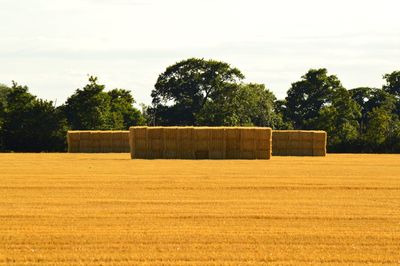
[63,76,144,130]
[151,58,245,126]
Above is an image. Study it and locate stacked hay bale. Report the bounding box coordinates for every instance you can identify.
[272,130,327,156]
[178,127,195,159]
[225,128,240,159]
[66,131,81,153]
[67,131,130,153]
[129,127,272,159]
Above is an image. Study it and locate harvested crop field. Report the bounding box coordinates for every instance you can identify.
[0,154,399,265]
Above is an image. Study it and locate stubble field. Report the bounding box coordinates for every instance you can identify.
[0,154,399,265]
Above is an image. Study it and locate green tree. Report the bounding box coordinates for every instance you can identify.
[383,71,400,98]
[108,89,145,129]
[274,99,294,129]
[383,71,400,118]
[63,76,112,130]
[0,84,11,150]
[365,107,392,147]
[284,68,343,129]
[314,87,361,150]
[365,91,398,151]
[63,76,144,130]
[2,82,67,152]
[151,58,244,125]
[350,87,398,151]
[196,83,284,128]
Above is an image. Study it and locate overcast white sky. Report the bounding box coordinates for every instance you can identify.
[1,0,399,105]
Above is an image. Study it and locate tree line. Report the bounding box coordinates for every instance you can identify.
[0,58,399,153]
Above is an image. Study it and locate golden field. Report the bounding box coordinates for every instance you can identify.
[0,154,399,265]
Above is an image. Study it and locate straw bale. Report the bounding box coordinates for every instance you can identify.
[147,127,164,159]
[225,127,241,159]
[111,131,129,153]
[272,130,326,156]
[98,131,112,153]
[67,131,81,153]
[194,127,210,159]
[78,131,92,153]
[164,127,179,159]
[120,131,130,153]
[255,128,272,159]
[240,127,256,159]
[178,127,194,159]
[130,127,148,159]
[312,131,327,156]
[129,126,272,159]
[89,131,102,153]
[209,127,226,159]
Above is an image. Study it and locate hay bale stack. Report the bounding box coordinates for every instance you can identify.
[90,131,102,153]
[225,127,241,159]
[178,127,195,159]
[240,127,258,159]
[272,130,327,156]
[67,131,81,153]
[112,131,130,153]
[99,131,113,153]
[194,127,210,159]
[254,127,272,159]
[312,131,327,156]
[164,127,179,159]
[79,131,92,153]
[209,127,226,159]
[129,126,272,159]
[147,127,164,159]
[67,130,130,153]
[129,127,148,158]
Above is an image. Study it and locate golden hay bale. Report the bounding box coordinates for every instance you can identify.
[147,127,164,159]
[194,127,210,159]
[111,131,130,153]
[129,126,272,159]
[121,131,130,152]
[272,130,326,156]
[99,131,113,153]
[255,127,272,159]
[79,131,92,153]
[225,127,240,159]
[312,131,327,156]
[240,127,257,159]
[130,127,148,159]
[111,131,121,153]
[272,131,289,156]
[67,131,81,153]
[90,131,102,153]
[177,127,194,159]
[164,127,179,159]
[209,127,226,159]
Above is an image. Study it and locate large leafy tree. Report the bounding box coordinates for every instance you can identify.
[0,84,11,150]
[349,87,390,135]
[63,76,112,130]
[196,83,284,128]
[63,76,144,130]
[350,86,399,151]
[151,58,245,125]
[365,90,399,150]
[1,82,67,152]
[108,89,145,129]
[314,87,361,150]
[383,71,400,118]
[383,71,400,98]
[284,68,343,129]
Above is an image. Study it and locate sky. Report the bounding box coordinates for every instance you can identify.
[0,0,399,106]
